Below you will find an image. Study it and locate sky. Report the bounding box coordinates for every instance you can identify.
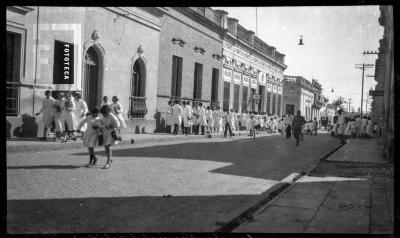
[213,6,384,112]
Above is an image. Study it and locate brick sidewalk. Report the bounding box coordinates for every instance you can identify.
[234,138,394,234]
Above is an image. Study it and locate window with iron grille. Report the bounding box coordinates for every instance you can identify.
[193,63,203,100]
[6,31,22,116]
[171,55,182,98]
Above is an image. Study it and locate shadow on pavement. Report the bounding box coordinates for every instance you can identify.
[71,134,341,180]
[7,194,256,233]
[7,165,85,169]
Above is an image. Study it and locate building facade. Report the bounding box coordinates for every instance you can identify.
[282,75,315,120]
[155,7,224,131]
[311,79,325,121]
[216,10,286,115]
[6,6,163,137]
[370,5,394,162]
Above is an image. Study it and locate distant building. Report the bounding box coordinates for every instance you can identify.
[155,7,225,131]
[282,75,315,120]
[216,10,287,115]
[311,79,325,121]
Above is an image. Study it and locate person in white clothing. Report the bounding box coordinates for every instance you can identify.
[76,107,101,167]
[182,101,192,135]
[216,107,224,133]
[206,106,214,133]
[172,100,182,135]
[111,96,127,129]
[63,92,77,141]
[73,92,88,134]
[197,103,207,135]
[35,90,56,140]
[52,92,65,141]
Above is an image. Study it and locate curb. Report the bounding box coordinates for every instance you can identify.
[215,142,344,232]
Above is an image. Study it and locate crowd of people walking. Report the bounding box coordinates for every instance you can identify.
[329,109,378,145]
[164,100,320,143]
[36,90,125,169]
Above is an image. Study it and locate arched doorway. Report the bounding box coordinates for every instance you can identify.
[83,47,100,110]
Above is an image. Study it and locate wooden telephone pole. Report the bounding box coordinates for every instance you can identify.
[355,63,374,117]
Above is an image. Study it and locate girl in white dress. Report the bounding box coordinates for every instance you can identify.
[206,106,214,133]
[77,107,101,167]
[35,90,55,140]
[111,96,127,129]
[52,92,65,141]
[73,93,88,134]
[63,92,77,141]
[98,105,121,169]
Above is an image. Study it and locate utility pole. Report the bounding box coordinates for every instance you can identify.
[355,63,374,117]
[348,98,352,112]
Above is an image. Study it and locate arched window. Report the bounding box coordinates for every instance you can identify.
[130,58,147,119]
[132,59,145,97]
[83,47,100,110]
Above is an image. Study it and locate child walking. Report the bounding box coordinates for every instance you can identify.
[77,107,101,167]
[98,105,121,169]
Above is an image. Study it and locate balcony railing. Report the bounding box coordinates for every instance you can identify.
[129,96,147,119]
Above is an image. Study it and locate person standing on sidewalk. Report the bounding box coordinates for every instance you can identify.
[312,117,318,136]
[100,96,111,108]
[73,92,88,136]
[98,105,120,169]
[52,92,65,141]
[337,109,347,145]
[172,100,182,135]
[284,113,294,139]
[77,107,101,167]
[182,101,192,135]
[292,110,306,146]
[110,96,127,130]
[166,101,173,133]
[63,92,77,141]
[35,90,56,140]
[198,103,207,135]
[224,109,233,138]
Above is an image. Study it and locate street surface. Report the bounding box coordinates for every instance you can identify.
[7,133,340,233]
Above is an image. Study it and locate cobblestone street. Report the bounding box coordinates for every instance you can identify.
[7,133,340,233]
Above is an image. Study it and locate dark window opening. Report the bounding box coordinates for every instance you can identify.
[211,68,219,102]
[223,82,230,111]
[233,84,240,112]
[171,55,182,98]
[7,31,22,116]
[193,63,203,99]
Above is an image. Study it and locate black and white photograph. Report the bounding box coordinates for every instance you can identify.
[5,4,396,235]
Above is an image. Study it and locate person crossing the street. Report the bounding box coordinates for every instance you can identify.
[77,107,101,167]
